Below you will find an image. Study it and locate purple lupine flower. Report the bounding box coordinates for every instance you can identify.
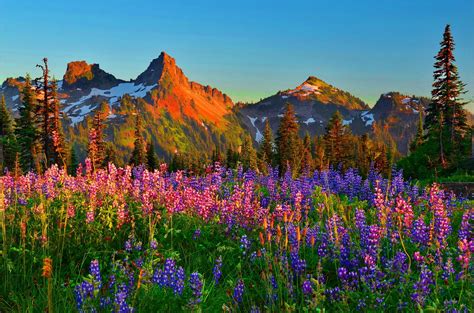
[189,272,203,304]
[100,296,112,309]
[337,267,348,282]
[213,256,223,284]
[302,277,313,295]
[240,235,251,255]
[174,266,185,295]
[458,210,473,241]
[81,281,94,298]
[74,285,84,310]
[151,268,164,286]
[270,274,278,290]
[325,286,341,302]
[134,241,142,251]
[411,217,430,247]
[290,251,306,275]
[392,251,408,273]
[318,233,329,257]
[193,228,201,240]
[90,259,102,289]
[150,239,158,250]
[442,258,455,281]
[411,264,434,306]
[114,283,132,313]
[233,279,245,303]
[124,240,133,252]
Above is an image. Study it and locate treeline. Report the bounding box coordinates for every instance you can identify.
[0,58,67,175]
[170,105,397,177]
[0,25,471,180]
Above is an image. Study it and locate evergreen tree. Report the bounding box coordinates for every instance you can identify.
[15,75,40,172]
[34,58,65,168]
[129,114,146,166]
[226,147,239,168]
[146,140,159,170]
[0,95,14,138]
[259,119,274,166]
[323,111,351,167]
[0,95,18,171]
[276,103,300,174]
[103,143,119,167]
[68,145,79,175]
[240,134,257,170]
[50,79,67,166]
[301,133,313,172]
[313,135,326,171]
[410,107,424,153]
[424,25,470,167]
[88,104,107,170]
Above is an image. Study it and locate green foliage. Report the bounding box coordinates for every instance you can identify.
[129,115,147,166]
[15,75,40,172]
[258,119,274,169]
[400,25,472,179]
[0,94,18,171]
[240,134,257,170]
[146,140,159,170]
[276,103,301,175]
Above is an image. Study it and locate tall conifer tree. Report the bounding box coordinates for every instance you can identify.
[88,103,107,170]
[276,103,300,174]
[15,75,40,171]
[0,95,18,171]
[259,119,274,166]
[424,25,470,167]
[35,58,65,168]
[146,140,159,170]
[240,134,257,170]
[129,114,146,166]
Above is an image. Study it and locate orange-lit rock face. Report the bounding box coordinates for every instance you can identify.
[144,52,234,128]
[5,77,26,89]
[63,61,94,85]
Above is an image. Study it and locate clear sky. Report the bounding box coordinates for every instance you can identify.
[1,0,473,109]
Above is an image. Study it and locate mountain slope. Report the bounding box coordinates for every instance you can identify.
[238,76,370,142]
[238,78,435,155]
[0,52,246,163]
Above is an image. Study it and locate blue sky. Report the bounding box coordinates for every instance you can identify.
[1,0,473,109]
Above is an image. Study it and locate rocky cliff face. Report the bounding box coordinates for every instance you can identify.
[1,54,471,160]
[140,52,234,127]
[62,61,124,91]
[0,52,244,162]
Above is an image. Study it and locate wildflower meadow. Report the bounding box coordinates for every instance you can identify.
[0,161,472,312]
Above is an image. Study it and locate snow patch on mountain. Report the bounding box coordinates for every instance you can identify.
[303,117,316,125]
[66,82,156,110]
[343,118,353,126]
[63,82,157,124]
[402,97,411,104]
[247,115,263,142]
[69,104,96,124]
[361,111,375,126]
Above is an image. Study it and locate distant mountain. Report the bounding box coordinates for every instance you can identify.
[1,55,471,161]
[238,78,432,154]
[0,52,245,163]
